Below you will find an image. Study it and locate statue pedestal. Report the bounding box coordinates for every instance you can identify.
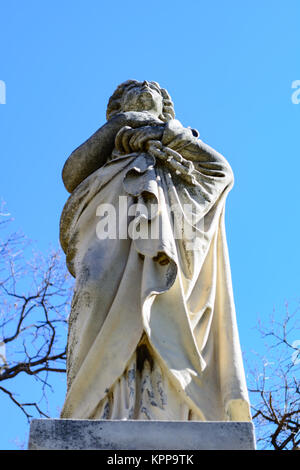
[28,419,256,450]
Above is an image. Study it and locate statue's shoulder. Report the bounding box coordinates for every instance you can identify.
[62,112,164,193]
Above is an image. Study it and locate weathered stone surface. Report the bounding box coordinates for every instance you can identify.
[28,419,256,450]
[59,80,253,423]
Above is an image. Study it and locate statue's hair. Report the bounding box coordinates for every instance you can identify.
[106,80,175,122]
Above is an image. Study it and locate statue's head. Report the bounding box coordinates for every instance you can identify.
[107,80,175,122]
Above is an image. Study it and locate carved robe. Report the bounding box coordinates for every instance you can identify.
[59,112,251,421]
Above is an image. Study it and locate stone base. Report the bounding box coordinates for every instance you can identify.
[28,419,256,450]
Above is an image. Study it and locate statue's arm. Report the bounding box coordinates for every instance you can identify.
[162,119,233,183]
[62,111,163,193]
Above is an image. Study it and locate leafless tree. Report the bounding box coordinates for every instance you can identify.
[0,203,72,420]
[1,203,299,450]
[247,303,300,450]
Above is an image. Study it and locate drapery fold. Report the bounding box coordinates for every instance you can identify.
[60,135,251,421]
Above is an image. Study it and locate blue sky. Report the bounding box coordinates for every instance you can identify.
[0,0,299,449]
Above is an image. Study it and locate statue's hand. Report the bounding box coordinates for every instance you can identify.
[115,125,164,154]
[162,127,196,150]
[128,126,164,152]
[114,126,136,154]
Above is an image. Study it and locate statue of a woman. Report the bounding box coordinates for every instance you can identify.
[60,80,251,422]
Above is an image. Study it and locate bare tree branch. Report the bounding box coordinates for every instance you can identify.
[246,303,300,450]
[0,205,72,422]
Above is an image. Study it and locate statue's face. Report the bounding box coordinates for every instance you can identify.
[121,81,163,117]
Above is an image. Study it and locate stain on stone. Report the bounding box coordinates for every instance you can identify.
[128,407,134,419]
[136,343,154,373]
[79,265,90,285]
[153,251,170,266]
[165,262,176,288]
[140,406,151,420]
[156,375,167,407]
[128,368,136,383]
[147,388,155,401]
[127,368,136,398]
[101,402,110,419]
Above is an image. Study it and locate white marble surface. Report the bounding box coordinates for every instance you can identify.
[59,80,252,423]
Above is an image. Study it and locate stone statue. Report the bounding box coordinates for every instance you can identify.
[59,80,251,422]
